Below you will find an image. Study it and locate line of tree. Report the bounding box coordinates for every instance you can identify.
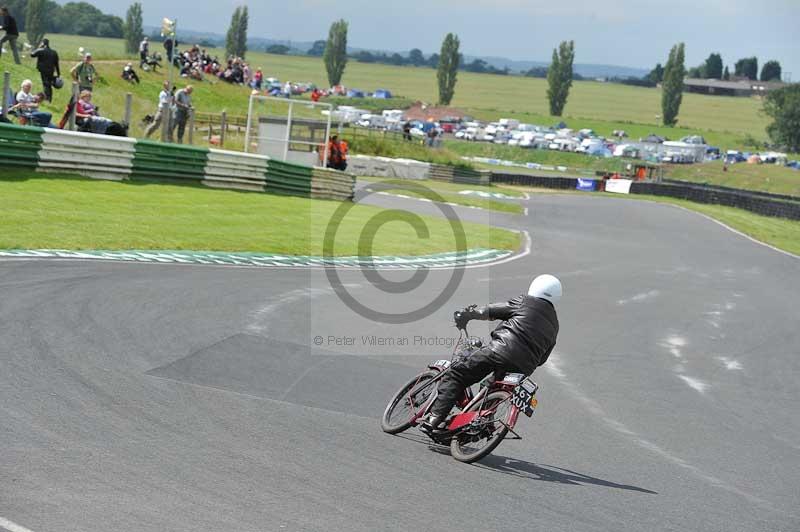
[225,5,249,58]
[5,0,124,41]
[682,54,782,82]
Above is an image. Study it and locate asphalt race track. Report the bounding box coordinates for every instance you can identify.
[1,189,799,531]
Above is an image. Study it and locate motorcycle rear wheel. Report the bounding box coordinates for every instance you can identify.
[381,370,438,434]
[450,390,512,463]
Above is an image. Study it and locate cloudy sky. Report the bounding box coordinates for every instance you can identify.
[97,0,798,77]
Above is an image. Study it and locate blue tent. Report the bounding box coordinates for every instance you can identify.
[373,89,392,99]
[587,146,612,158]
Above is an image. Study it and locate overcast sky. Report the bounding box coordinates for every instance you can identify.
[97,0,798,78]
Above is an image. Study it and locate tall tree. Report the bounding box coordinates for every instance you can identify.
[225,7,241,58]
[734,57,758,80]
[236,6,248,58]
[323,19,348,86]
[760,60,782,82]
[436,33,460,105]
[704,52,723,79]
[546,40,575,116]
[122,2,144,55]
[723,66,730,80]
[25,0,46,46]
[661,42,686,126]
[764,84,800,152]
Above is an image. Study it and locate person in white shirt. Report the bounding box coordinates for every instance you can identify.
[138,37,149,68]
[144,80,172,138]
[13,79,52,126]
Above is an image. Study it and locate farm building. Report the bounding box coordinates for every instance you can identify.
[404,102,468,122]
[683,78,787,96]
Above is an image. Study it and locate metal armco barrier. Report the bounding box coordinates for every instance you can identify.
[0,122,355,201]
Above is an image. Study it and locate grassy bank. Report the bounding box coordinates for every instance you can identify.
[0,171,519,255]
[663,161,800,196]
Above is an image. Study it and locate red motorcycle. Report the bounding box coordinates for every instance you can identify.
[381,316,539,463]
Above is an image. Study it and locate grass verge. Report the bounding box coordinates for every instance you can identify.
[0,171,520,256]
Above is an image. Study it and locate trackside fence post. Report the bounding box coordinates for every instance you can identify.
[67,82,79,131]
[220,111,227,147]
[124,93,132,128]
[1,71,9,120]
[187,109,194,145]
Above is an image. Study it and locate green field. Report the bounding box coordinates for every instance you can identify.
[0,170,519,255]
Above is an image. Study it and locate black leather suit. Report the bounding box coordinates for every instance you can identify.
[430,294,559,418]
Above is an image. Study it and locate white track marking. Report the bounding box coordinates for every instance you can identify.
[544,352,781,513]
[617,289,660,305]
[716,356,743,371]
[679,375,709,393]
[0,517,36,532]
[661,335,687,359]
[246,286,358,334]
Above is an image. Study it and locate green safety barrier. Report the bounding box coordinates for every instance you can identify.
[131,140,209,183]
[0,122,44,168]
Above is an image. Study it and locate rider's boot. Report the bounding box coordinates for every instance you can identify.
[420,413,445,434]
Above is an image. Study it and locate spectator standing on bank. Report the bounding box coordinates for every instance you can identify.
[0,6,20,64]
[71,52,96,92]
[31,38,60,102]
[138,36,149,68]
[144,80,172,138]
[170,84,193,144]
[163,36,177,63]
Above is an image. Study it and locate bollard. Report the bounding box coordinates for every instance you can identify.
[67,82,79,131]
[1,71,9,120]
[219,111,227,147]
[123,93,132,129]
[187,109,194,145]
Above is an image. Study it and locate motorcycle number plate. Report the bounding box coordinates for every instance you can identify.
[511,381,537,417]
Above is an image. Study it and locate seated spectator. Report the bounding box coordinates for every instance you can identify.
[121,63,140,84]
[75,90,113,134]
[13,80,53,126]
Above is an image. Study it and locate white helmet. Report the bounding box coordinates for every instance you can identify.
[528,274,562,304]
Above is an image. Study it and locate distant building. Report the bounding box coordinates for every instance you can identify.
[683,78,787,96]
[404,102,467,122]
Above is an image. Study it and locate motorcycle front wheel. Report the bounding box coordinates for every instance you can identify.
[380,370,438,434]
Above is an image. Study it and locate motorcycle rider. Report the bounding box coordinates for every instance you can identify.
[421,274,561,433]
